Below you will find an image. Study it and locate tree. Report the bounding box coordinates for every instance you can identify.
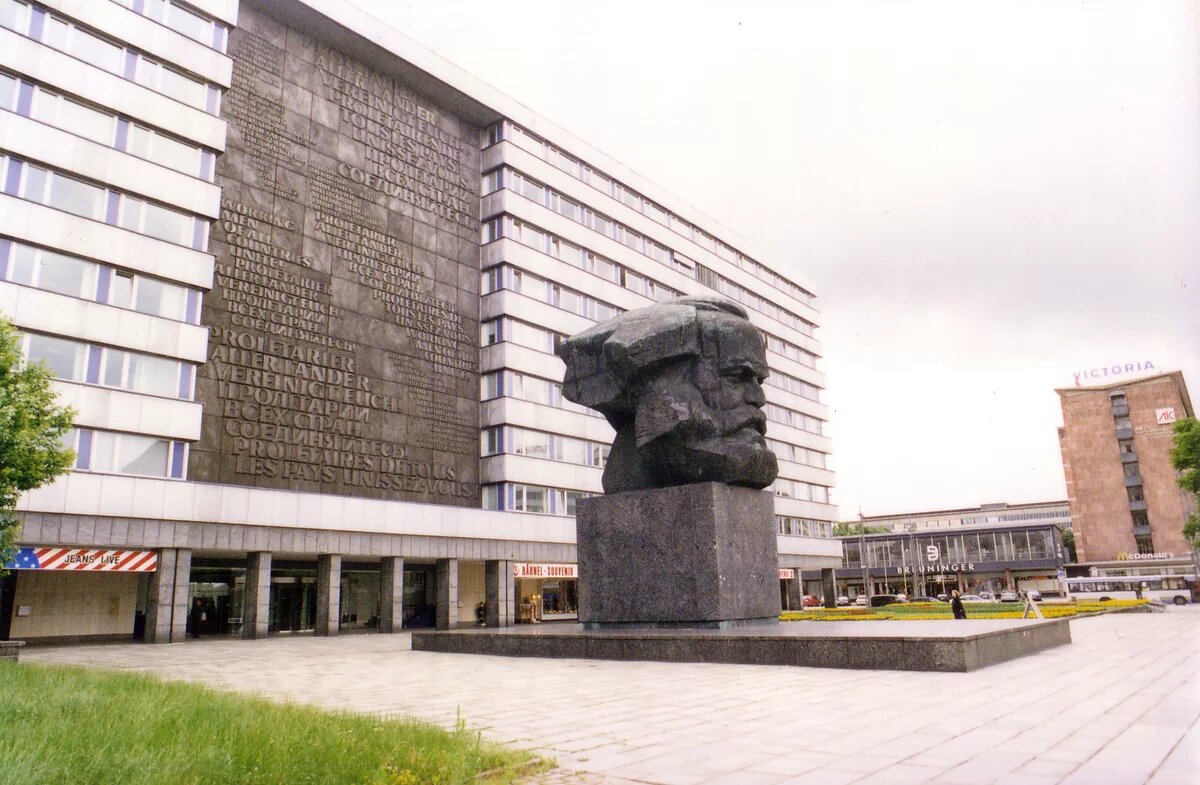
[1060,529,1077,563]
[833,522,890,537]
[0,316,76,572]
[1171,418,1200,576]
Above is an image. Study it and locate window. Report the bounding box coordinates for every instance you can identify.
[1119,440,1135,455]
[1128,486,1145,502]
[5,244,96,298]
[1115,416,1132,430]
[25,333,86,381]
[88,430,172,477]
[1134,533,1155,555]
[1131,510,1150,528]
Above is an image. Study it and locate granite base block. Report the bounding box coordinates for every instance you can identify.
[411,618,1072,672]
[575,482,780,626]
[0,641,25,662]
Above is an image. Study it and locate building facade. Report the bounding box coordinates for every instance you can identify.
[851,500,1072,535]
[803,522,1066,601]
[0,0,840,643]
[1057,371,1195,563]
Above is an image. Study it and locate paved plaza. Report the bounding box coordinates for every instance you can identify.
[20,608,1200,785]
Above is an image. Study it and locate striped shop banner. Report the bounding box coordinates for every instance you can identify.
[8,547,158,572]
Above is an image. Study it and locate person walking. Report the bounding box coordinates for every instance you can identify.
[950,589,967,620]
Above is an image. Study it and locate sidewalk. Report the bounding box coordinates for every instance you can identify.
[21,608,1200,785]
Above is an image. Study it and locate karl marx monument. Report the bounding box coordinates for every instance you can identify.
[557,296,783,628]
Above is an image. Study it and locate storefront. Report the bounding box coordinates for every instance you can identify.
[779,568,797,609]
[805,524,1066,599]
[513,562,578,622]
[0,547,158,643]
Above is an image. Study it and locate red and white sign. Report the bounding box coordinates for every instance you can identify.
[778,568,795,580]
[1156,407,1177,425]
[513,563,577,579]
[20,548,158,572]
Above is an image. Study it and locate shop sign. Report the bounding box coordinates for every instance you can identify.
[895,563,975,575]
[4,547,158,572]
[513,563,577,579]
[1115,552,1175,561]
[1072,360,1155,386]
[1155,408,1176,425]
[778,569,795,580]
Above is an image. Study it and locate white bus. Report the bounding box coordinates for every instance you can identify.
[1064,576,1193,605]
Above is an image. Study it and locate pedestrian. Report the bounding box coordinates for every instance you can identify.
[190,598,205,638]
[951,589,967,620]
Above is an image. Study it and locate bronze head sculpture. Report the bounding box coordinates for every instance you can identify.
[556,296,779,493]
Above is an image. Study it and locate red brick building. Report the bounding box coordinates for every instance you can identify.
[1057,372,1195,562]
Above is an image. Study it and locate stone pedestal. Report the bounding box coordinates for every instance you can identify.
[576,482,780,628]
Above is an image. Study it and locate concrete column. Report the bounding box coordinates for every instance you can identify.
[244,551,272,639]
[821,567,837,608]
[315,554,341,636]
[378,556,404,633]
[435,558,458,630]
[146,548,191,643]
[786,574,803,610]
[485,560,514,627]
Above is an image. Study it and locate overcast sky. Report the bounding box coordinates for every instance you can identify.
[350,0,1200,519]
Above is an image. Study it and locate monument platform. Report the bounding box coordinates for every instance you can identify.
[411,618,1071,672]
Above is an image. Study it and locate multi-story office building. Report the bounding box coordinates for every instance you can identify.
[851,500,1071,535]
[1057,371,1195,563]
[0,0,840,643]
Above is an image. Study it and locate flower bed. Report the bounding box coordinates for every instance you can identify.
[780,598,1149,622]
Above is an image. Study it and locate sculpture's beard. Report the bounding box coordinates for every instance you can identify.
[638,404,778,490]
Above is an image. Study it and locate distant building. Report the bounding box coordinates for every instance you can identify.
[1057,371,1195,563]
[851,500,1071,535]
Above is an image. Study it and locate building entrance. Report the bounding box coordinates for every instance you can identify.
[270,569,316,633]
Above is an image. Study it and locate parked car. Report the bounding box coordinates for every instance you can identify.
[999,590,1020,602]
[979,591,993,600]
[960,594,988,603]
[1027,590,1042,602]
[936,593,949,602]
[908,595,943,603]
[802,594,821,607]
[836,596,851,606]
[854,595,869,606]
[870,594,905,607]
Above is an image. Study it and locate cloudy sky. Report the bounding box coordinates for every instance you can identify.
[350,0,1199,519]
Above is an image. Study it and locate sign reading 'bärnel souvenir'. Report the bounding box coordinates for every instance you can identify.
[513,563,577,579]
[5,548,158,572]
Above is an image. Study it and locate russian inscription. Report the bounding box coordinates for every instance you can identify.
[192,6,480,504]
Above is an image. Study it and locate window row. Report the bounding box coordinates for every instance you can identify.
[489,121,815,306]
[482,425,610,468]
[482,263,624,324]
[0,0,220,113]
[695,260,815,338]
[481,316,567,356]
[22,331,195,399]
[485,213,818,369]
[0,71,216,180]
[484,215,682,303]
[764,367,821,403]
[764,402,825,437]
[1,155,209,250]
[482,482,594,516]
[777,516,834,539]
[68,427,187,479]
[771,477,830,504]
[841,528,1059,569]
[111,0,227,52]
[765,438,827,470]
[487,167,680,270]
[480,369,601,419]
[1,238,200,323]
[490,166,816,337]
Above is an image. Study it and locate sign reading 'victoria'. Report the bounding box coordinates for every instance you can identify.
[190,6,481,504]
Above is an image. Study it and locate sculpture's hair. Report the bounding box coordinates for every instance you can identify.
[555,296,749,415]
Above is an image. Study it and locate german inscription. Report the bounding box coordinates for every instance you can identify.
[191,6,481,504]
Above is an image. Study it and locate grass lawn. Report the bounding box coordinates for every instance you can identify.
[0,662,549,785]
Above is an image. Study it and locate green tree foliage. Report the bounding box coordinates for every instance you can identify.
[0,316,76,568]
[1171,418,1200,549]
[833,522,890,537]
[1061,529,1077,562]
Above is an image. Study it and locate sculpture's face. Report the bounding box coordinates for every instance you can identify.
[635,314,778,488]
